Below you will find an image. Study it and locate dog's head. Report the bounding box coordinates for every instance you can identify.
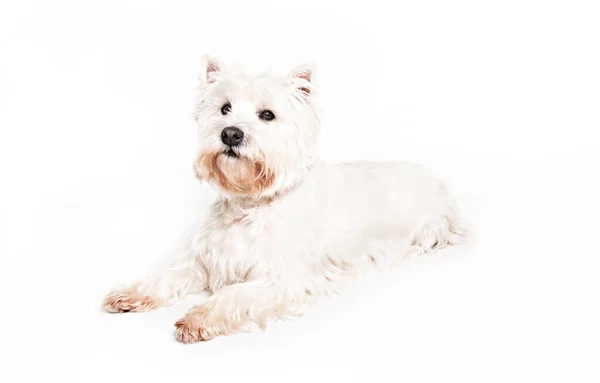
[193,55,320,199]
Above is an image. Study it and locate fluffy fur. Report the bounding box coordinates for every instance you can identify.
[103,55,469,343]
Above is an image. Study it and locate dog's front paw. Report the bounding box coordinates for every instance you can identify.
[102,286,160,313]
[174,309,220,343]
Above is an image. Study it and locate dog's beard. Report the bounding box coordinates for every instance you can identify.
[195,150,275,196]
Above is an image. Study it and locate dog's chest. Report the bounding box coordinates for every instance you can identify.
[202,198,321,290]
[202,202,275,289]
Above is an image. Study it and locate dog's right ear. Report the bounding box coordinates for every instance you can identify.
[200,55,224,85]
[289,63,316,97]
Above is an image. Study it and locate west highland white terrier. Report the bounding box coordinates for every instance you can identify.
[103,56,469,343]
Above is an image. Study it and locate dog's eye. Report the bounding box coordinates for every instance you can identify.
[221,103,231,115]
[259,110,275,121]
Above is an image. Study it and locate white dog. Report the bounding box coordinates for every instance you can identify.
[103,56,468,343]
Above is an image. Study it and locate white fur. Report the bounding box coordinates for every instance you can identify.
[103,56,468,343]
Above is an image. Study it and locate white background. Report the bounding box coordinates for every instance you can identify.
[1,0,599,382]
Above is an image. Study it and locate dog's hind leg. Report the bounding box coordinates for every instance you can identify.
[410,206,470,256]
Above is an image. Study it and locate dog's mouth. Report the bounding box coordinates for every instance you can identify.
[224,148,239,158]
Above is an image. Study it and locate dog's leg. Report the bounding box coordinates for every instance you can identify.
[103,227,208,313]
[174,281,302,343]
[103,251,207,313]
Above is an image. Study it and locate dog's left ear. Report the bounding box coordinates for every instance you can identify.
[289,63,316,96]
[201,54,224,85]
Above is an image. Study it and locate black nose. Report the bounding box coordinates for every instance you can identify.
[221,127,244,147]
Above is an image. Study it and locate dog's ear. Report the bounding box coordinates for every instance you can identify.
[201,54,224,84]
[289,63,316,96]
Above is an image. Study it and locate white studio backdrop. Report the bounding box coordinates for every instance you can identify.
[0,1,599,382]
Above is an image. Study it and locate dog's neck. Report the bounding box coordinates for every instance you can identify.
[224,181,297,210]
[222,165,311,210]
